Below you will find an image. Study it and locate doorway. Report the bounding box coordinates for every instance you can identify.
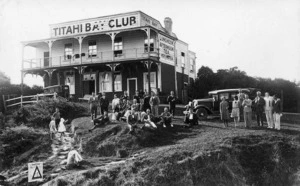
[127,78,137,100]
[83,80,95,95]
[44,52,49,67]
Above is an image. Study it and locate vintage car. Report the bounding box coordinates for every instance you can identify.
[192,88,257,120]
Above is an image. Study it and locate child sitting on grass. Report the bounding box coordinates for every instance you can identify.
[58,118,68,141]
[127,109,139,134]
[141,109,157,130]
[160,107,173,128]
[49,116,57,140]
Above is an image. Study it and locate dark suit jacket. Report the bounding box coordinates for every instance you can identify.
[100,97,109,108]
[253,96,265,113]
[273,99,282,114]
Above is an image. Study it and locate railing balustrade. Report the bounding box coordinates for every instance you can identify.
[23,47,159,70]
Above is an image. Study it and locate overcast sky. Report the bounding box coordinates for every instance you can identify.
[0,0,299,86]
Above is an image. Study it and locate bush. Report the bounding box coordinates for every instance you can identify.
[13,98,88,128]
[0,125,49,169]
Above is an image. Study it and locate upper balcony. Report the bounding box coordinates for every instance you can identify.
[22,28,160,71]
[23,47,159,70]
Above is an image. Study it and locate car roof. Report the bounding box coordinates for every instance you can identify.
[208,88,252,95]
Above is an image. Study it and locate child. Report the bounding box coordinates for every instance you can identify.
[160,107,173,128]
[231,96,240,128]
[184,102,198,127]
[142,109,157,130]
[49,116,57,140]
[127,109,139,134]
[58,118,67,141]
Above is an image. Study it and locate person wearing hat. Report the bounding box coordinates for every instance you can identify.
[220,96,230,127]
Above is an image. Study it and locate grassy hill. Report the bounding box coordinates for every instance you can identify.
[4,118,298,186]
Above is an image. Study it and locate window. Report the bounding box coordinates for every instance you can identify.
[64,44,73,60]
[181,52,185,66]
[219,93,229,100]
[190,59,194,73]
[143,72,156,92]
[99,72,111,92]
[99,72,122,92]
[114,73,122,91]
[88,41,97,57]
[144,38,154,52]
[114,37,123,57]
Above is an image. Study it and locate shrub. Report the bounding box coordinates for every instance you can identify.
[13,98,88,128]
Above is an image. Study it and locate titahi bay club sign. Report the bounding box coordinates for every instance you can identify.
[50,15,139,37]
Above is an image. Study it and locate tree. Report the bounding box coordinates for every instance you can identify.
[188,66,299,112]
[0,71,10,86]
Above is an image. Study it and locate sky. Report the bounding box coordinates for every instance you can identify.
[0,0,299,86]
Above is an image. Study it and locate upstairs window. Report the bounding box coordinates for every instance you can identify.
[114,37,123,57]
[64,44,73,60]
[190,59,195,73]
[144,38,154,52]
[88,41,97,57]
[181,52,185,67]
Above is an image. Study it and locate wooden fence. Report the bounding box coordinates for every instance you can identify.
[2,93,54,110]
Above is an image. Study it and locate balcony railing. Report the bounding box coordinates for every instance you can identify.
[23,47,159,70]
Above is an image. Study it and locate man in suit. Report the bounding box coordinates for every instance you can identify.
[273,95,282,130]
[167,91,177,117]
[100,92,109,115]
[253,91,265,126]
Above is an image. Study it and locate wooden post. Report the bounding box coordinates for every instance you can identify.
[20,95,23,108]
[281,90,283,111]
[111,64,115,95]
[148,61,151,93]
[2,95,6,111]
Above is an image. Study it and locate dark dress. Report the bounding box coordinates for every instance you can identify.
[220,101,230,120]
[167,95,177,115]
[143,95,151,112]
[100,97,109,114]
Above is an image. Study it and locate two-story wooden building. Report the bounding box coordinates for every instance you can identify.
[21,11,196,101]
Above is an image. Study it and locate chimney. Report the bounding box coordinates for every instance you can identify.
[164,17,173,35]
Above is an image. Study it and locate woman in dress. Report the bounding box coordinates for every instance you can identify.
[231,96,240,128]
[220,96,230,127]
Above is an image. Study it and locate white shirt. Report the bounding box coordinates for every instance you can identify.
[264,96,273,111]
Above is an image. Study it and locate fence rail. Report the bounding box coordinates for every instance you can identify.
[23,47,159,70]
[3,93,54,110]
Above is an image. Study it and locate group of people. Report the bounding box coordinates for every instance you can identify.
[88,90,178,134]
[49,108,68,140]
[49,107,83,168]
[220,91,282,130]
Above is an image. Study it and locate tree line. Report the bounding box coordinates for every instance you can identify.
[188,66,300,113]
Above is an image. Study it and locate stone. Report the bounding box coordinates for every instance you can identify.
[60,159,67,165]
[117,149,128,158]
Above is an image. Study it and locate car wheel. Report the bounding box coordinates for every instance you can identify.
[197,108,208,120]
